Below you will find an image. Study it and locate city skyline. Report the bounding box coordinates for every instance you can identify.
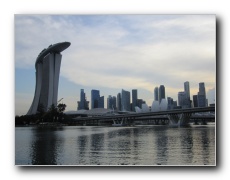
[15,15,216,115]
[75,80,212,111]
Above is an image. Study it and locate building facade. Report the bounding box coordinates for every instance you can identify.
[107,95,116,110]
[132,89,138,111]
[184,81,191,108]
[117,93,122,111]
[121,89,131,111]
[98,96,104,108]
[77,89,89,110]
[167,97,174,110]
[197,82,207,107]
[193,95,198,107]
[178,91,187,108]
[159,85,165,103]
[27,42,70,115]
[154,87,159,101]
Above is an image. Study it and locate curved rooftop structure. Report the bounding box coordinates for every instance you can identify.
[36,42,71,65]
[27,42,70,115]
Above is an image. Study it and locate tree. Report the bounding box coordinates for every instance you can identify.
[36,103,45,122]
[43,103,67,123]
[57,103,66,113]
[57,103,67,122]
[48,104,58,122]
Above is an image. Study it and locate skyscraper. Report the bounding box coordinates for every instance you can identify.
[197,82,207,107]
[193,95,198,107]
[27,42,71,115]
[77,89,89,110]
[154,87,159,101]
[91,89,104,109]
[184,81,191,108]
[159,85,165,103]
[117,93,122,111]
[121,89,131,111]
[98,96,104,108]
[91,90,99,109]
[132,89,138,111]
[167,97,174,110]
[199,82,206,96]
[107,95,116,110]
[178,91,187,108]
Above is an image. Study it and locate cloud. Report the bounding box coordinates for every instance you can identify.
[15,15,216,113]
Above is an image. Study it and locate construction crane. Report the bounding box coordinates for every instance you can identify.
[58,98,63,103]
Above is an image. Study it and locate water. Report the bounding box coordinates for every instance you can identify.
[15,124,215,166]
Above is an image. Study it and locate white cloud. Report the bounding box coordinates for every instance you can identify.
[15,15,216,113]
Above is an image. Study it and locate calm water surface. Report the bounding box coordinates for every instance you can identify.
[15,124,215,166]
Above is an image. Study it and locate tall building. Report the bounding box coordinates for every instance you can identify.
[184,81,191,108]
[197,82,207,107]
[107,95,116,110]
[137,99,145,108]
[121,89,131,111]
[178,91,187,108]
[91,89,100,109]
[199,82,206,97]
[117,93,122,111]
[91,89,104,109]
[159,85,165,103]
[154,87,159,101]
[193,95,198,107]
[27,42,71,115]
[167,97,174,110]
[77,89,89,110]
[98,96,104,108]
[132,89,138,111]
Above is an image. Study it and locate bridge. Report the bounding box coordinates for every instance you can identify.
[72,106,215,126]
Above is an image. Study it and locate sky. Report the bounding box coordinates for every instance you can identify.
[15,15,216,115]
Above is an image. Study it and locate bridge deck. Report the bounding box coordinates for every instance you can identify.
[72,106,215,122]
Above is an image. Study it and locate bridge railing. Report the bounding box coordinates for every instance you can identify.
[72,106,215,121]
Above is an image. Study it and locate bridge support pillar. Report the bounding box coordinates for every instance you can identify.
[167,113,192,126]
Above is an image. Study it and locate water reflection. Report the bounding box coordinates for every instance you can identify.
[15,125,215,165]
[155,127,169,165]
[77,135,88,164]
[179,128,194,165]
[89,132,104,164]
[30,127,63,165]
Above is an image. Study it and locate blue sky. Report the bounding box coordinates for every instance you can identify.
[15,15,216,115]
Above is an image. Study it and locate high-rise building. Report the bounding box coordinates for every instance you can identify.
[154,87,159,101]
[193,95,198,107]
[132,89,138,112]
[173,100,177,107]
[107,95,112,109]
[117,93,122,111]
[98,96,104,108]
[197,82,207,107]
[167,97,174,110]
[178,91,187,108]
[199,82,206,97]
[27,42,71,115]
[121,89,131,111]
[77,89,89,110]
[137,99,145,109]
[91,89,100,109]
[184,81,191,108]
[107,95,116,110]
[91,89,104,109]
[159,85,165,103]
